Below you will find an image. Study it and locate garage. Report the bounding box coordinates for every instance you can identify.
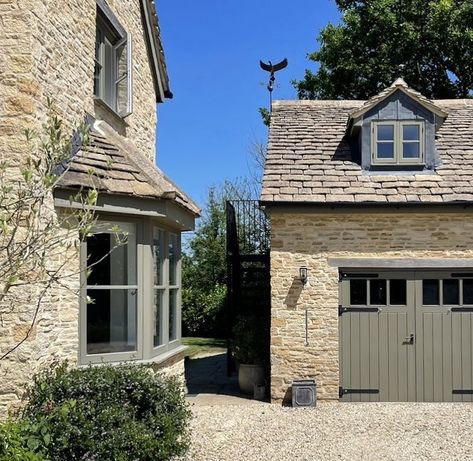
[339,270,473,402]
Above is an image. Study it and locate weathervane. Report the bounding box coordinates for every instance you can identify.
[259,58,288,114]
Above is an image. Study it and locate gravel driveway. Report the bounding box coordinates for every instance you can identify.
[181,401,473,461]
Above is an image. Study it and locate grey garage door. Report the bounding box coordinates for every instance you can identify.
[339,270,473,402]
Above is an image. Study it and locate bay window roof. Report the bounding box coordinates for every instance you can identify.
[56,123,200,216]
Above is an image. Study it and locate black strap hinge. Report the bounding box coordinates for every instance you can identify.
[339,306,380,316]
[339,387,380,398]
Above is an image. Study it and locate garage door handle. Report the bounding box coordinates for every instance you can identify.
[403,334,415,345]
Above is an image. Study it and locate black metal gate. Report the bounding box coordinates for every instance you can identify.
[226,201,271,378]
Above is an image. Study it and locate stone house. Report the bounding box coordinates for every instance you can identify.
[261,79,473,403]
[0,0,198,413]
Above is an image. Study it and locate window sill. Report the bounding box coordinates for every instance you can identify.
[364,166,434,175]
[78,344,187,369]
[93,97,130,124]
[144,344,187,367]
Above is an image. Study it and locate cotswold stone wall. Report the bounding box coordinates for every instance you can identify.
[1,0,158,164]
[0,0,162,414]
[270,210,473,403]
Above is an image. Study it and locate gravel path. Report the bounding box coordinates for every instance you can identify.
[181,401,473,461]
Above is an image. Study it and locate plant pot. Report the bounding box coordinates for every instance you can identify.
[238,364,265,394]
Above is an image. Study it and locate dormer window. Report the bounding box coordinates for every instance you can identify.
[94,1,132,117]
[372,121,424,165]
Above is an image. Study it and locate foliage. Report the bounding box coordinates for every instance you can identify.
[182,179,257,337]
[259,107,271,127]
[294,0,473,100]
[0,99,99,360]
[232,315,268,365]
[18,362,191,461]
[0,419,48,461]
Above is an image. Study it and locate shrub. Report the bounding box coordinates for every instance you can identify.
[20,362,191,461]
[0,419,48,461]
[232,315,268,365]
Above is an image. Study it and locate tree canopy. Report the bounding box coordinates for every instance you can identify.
[182,179,257,337]
[294,0,473,100]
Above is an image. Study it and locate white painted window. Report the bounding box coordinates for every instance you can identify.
[94,2,133,117]
[372,121,424,165]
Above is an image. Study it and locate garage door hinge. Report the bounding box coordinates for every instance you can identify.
[339,387,380,398]
[338,306,380,316]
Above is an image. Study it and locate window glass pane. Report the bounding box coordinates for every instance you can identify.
[390,280,407,305]
[403,125,420,141]
[169,289,178,341]
[377,125,394,141]
[443,279,459,305]
[463,279,473,304]
[423,279,440,305]
[87,231,135,286]
[377,142,394,159]
[169,233,178,286]
[370,279,387,305]
[153,228,164,286]
[94,30,103,97]
[153,290,163,347]
[350,280,367,305]
[103,37,114,107]
[402,142,420,158]
[115,41,128,114]
[86,289,137,354]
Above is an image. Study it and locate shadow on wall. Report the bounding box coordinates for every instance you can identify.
[284,277,304,310]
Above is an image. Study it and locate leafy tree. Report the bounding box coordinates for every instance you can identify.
[294,0,473,100]
[182,179,257,337]
[0,100,103,360]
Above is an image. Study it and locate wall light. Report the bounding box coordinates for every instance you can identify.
[299,266,308,285]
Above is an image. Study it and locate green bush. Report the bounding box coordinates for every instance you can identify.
[0,419,48,461]
[232,315,268,365]
[182,283,227,337]
[19,362,191,461]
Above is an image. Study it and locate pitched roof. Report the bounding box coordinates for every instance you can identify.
[261,98,473,205]
[349,78,448,120]
[141,0,172,102]
[57,128,200,216]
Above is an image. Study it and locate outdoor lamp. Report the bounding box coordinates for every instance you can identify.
[299,266,308,284]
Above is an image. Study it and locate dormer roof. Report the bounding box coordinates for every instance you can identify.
[349,78,449,121]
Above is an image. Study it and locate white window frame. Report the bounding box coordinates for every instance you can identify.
[80,218,182,365]
[94,1,133,117]
[372,120,424,165]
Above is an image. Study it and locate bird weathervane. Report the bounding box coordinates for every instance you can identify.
[259,58,288,114]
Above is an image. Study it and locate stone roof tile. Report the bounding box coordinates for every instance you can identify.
[261,98,473,205]
[57,131,200,215]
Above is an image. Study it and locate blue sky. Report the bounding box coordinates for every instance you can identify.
[156,1,340,207]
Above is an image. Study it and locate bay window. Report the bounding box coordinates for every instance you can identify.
[80,220,182,364]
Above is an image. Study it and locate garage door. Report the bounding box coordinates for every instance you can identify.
[339,270,473,402]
